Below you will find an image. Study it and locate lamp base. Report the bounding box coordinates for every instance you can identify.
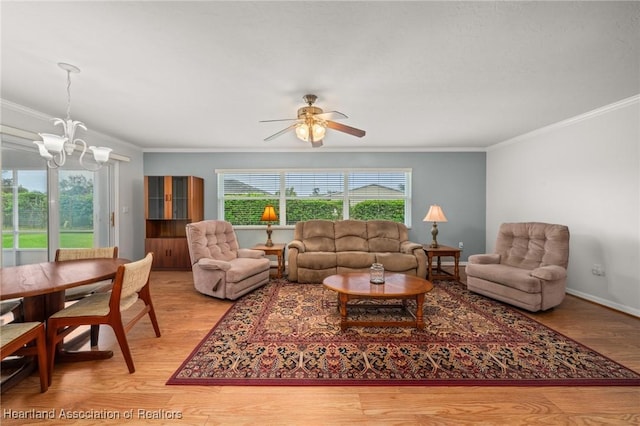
[265,225,274,247]
[431,222,439,248]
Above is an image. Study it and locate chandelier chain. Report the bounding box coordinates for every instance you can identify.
[65,69,73,121]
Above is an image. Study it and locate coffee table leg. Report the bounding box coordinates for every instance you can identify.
[338,293,348,331]
[415,293,425,330]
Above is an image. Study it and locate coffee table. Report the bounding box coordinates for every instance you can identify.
[322,272,433,330]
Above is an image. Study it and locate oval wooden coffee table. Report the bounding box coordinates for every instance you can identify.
[323,272,433,330]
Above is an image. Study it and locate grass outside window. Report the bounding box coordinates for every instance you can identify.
[2,232,94,249]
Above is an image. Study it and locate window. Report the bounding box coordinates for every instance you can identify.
[217,169,411,226]
[2,169,48,250]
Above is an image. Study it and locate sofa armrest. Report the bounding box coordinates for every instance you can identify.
[400,241,423,254]
[288,240,305,253]
[197,258,232,271]
[468,253,501,264]
[238,248,265,259]
[531,265,567,281]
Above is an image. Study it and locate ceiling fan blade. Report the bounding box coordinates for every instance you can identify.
[259,118,298,123]
[326,120,366,138]
[264,123,297,141]
[314,111,348,120]
[311,140,323,148]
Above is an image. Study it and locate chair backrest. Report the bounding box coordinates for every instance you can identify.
[110,253,153,312]
[495,222,570,270]
[55,247,118,261]
[186,220,240,264]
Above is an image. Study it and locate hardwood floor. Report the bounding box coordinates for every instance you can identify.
[2,268,639,425]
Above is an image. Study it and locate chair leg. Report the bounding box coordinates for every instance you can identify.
[34,324,49,392]
[46,321,60,385]
[90,325,100,347]
[110,320,135,373]
[139,286,161,337]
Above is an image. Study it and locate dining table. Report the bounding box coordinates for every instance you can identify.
[1,257,130,363]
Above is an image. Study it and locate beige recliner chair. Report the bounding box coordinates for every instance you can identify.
[466,222,570,312]
[186,220,271,300]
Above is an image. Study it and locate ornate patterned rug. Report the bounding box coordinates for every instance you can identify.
[167,279,640,386]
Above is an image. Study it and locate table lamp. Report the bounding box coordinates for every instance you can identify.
[423,205,448,248]
[260,205,278,247]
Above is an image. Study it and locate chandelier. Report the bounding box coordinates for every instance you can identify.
[33,63,112,171]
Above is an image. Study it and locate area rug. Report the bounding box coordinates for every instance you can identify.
[167,279,640,386]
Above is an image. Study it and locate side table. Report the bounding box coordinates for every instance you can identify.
[253,243,286,279]
[422,244,461,282]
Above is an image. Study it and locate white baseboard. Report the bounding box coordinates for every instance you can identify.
[566,288,640,318]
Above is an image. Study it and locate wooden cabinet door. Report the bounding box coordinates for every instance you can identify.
[145,176,166,219]
[145,176,204,221]
[145,238,191,270]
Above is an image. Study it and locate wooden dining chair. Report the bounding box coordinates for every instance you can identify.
[55,246,118,346]
[46,253,160,381]
[1,322,48,393]
[0,298,23,325]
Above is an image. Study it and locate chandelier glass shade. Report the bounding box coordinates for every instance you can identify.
[33,63,112,171]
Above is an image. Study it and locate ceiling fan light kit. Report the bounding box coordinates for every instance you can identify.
[261,94,366,148]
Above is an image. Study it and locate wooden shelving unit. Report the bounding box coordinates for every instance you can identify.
[144,176,204,270]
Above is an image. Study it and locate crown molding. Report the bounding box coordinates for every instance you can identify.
[1,98,138,158]
[488,94,640,152]
[143,146,487,154]
[1,124,131,163]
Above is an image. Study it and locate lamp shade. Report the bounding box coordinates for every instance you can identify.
[260,205,278,222]
[423,205,448,222]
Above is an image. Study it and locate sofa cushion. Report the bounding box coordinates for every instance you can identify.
[226,257,271,283]
[297,252,337,269]
[297,220,336,252]
[465,263,542,293]
[337,251,376,268]
[367,221,401,252]
[375,252,418,272]
[335,220,369,252]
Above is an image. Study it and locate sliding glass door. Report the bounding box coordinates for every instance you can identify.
[1,140,115,267]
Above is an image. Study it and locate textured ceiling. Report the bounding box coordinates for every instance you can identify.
[1,1,639,152]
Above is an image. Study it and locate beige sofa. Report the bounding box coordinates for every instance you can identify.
[466,222,570,312]
[288,220,427,283]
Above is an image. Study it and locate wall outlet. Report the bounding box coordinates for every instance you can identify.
[458,242,464,250]
[591,264,606,276]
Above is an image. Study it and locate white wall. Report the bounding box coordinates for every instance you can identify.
[486,96,640,315]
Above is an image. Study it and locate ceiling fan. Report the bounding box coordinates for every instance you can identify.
[260,94,366,148]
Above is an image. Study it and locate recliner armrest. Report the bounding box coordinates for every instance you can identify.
[288,240,305,253]
[400,241,422,254]
[238,248,265,259]
[531,265,567,281]
[197,258,232,271]
[468,253,501,264]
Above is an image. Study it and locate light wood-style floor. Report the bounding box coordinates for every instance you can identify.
[2,268,639,425]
